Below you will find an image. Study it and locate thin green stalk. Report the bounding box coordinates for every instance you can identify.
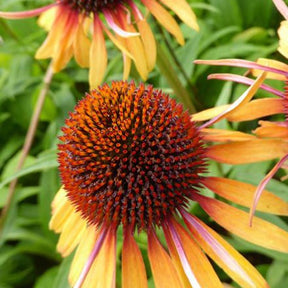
[0,63,54,234]
[157,43,196,114]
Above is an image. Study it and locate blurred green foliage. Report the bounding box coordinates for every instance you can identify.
[0,0,287,287]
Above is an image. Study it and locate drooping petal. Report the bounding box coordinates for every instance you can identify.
[278,21,288,59]
[69,225,100,286]
[254,121,288,138]
[73,16,91,68]
[89,15,107,89]
[193,193,288,253]
[251,58,288,80]
[165,221,202,288]
[159,0,199,31]
[249,154,288,226]
[165,219,223,288]
[56,208,87,257]
[202,176,288,216]
[123,53,132,80]
[199,72,266,129]
[77,227,116,288]
[207,139,288,164]
[0,3,56,19]
[147,229,183,288]
[37,6,57,31]
[49,187,74,233]
[192,98,284,122]
[273,0,288,19]
[141,0,184,45]
[136,19,157,72]
[194,59,288,77]
[208,73,283,97]
[201,128,256,142]
[182,211,268,288]
[118,11,149,80]
[122,228,148,288]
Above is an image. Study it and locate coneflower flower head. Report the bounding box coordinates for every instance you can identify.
[59,81,205,231]
[51,81,288,288]
[0,0,199,88]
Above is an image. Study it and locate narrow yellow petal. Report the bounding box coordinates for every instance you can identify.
[73,17,91,68]
[252,56,288,80]
[278,21,288,61]
[141,0,184,45]
[89,16,107,89]
[69,225,100,286]
[171,220,223,288]
[56,209,86,257]
[137,19,157,71]
[207,139,288,164]
[201,128,256,142]
[254,121,288,138]
[122,230,148,288]
[148,229,183,288]
[203,176,288,216]
[183,213,268,288]
[49,188,74,233]
[81,228,116,288]
[37,6,57,31]
[160,0,199,31]
[123,53,132,80]
[194,193,288,253]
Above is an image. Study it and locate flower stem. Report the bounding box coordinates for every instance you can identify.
[0,63,54,234]
[156,43,196,113]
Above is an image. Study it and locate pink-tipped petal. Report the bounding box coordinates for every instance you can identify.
[0,3,56,19]
[181,210,268,288]
[194,59,288,76]
[166,220,202,288]
[249,154,288,226]
[208,73,284,97]
[273,0,288,19]
[199,72,266,129]
[104,9,139,38]
[74,227,108,288]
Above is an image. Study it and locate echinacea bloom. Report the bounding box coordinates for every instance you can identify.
[51,80,288,288]
[0,0,198,88]
[194,57,288,224]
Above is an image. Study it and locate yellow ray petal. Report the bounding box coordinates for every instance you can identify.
[136,19,157,71]
[160,0,199,31]
[192,96,283,123]
[89,16,107,89]
[123,53,132,80]
[251,57,288,80]
[207,139,288,164]
[73,17,91,68]
[122,229,148,288]
[194,193,288,253]
[56,209,86,257]
[37,6,57,31]
[202,176,288,216]
[170,220,223,288]
[81,228,116,288]
[201,128,256,142]
[69,225,100,286]
[119,13,148,80]
[278,21,288,61]
[49,188,74,233]
[182,212,268,288]
[254,121,288,138]
[141,0,184,45]
[148,229,183,288]
[227,98,284,122]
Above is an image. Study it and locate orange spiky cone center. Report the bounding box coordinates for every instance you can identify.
[58,81,206,231]
[59,0,125,13]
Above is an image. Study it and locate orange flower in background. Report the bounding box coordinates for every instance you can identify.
[0,0,199,88]
[51,81,288,288]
